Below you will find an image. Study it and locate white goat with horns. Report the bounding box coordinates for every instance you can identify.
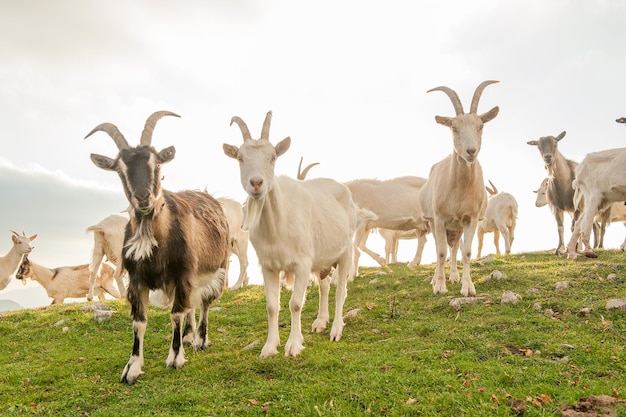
[1,231,37,290]
[86,111,230,384]
[418,80,500,296]
[223,111,359,358]
[476,180,518,258]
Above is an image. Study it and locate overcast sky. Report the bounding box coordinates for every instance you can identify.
[1,0,625,308]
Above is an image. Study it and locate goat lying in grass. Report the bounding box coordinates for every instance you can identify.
[15,255,120,304]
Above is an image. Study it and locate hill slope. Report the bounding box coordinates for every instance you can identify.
[0,251,625,416]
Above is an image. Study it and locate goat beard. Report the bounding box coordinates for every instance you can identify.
[125,216,158,261]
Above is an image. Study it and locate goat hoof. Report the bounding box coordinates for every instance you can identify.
[583,250,598,258]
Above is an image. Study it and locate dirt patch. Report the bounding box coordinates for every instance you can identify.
[560,394,621,417]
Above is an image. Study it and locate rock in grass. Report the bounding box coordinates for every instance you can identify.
[606,298,626,311]
[501,290,521,304]
[449,297,485,311]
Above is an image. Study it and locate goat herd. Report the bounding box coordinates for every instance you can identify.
[2,80,625,384]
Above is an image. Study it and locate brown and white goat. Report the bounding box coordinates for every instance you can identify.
[527,131,578,255]
[86,214,129,300]
[86,111,230,384]
[476,180,518,258]
[15,255,120,304]
[418,80,500,296]
[223,111,359,358]
[566,147,626,259]
[1,231,37,290]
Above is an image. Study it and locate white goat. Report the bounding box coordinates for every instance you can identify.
[297,160,427,272]
[534,178,549,208]
[476,180,518,258]
[377,228,425,266]
[594,201,626,249]
[15,255,121,304]
[418,80,500,296]
[527,131,578,254]
[223,111,359,358]
[86,214,128,300]
[218,197,250,290]
[566,147,626,259]
[1,231,37,290]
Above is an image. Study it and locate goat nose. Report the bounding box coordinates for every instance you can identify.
[467,148,476,156]
[250,178,263,190]
[135,189,150,202]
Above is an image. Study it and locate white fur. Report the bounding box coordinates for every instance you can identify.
[476,182,518,258]
[567,147,626,259]
[0,231,36,290]
[224,111,358,358]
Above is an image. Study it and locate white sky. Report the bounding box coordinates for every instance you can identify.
[1,0,625,308]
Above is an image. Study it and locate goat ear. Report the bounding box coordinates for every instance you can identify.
[479,106,499,123]
[434,115,452,127]
[223,143,239,159]
[527,140,538,146]
[29,234,37,241]
[275,137,291,157]
[90,154,117,171]
[556,131,566,141]
[158,146,176,164]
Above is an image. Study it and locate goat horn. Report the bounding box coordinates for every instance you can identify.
[486,180,498,195]
[9,230,18,236]
[260,111,273,140]
[230,116,252,141]
[140,111,180,147]
[85,123,129,150]
[427,86,464,115]
[297,157,320,180]
[469,80,499,114]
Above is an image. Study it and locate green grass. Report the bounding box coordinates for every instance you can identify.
[1,250,625,416]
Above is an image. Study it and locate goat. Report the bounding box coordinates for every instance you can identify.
[86,214,129,301]
[223,111,359,358]
[527,131,578,255]
[534,178,549,208]
[593,201,626,249]
[476,180,518,258]
[377,228,425,266]
[418,80,500,296]
[85,110,230,384]
[15,254,120,304]
[1,231,37,290]
[297,159,427,271]
[566,147,626,259]
[218,197,250,290]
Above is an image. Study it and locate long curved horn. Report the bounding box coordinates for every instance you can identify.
[230,116,252,141]
[260,111,273,140]
[297,157,320,180]
[469,80,499,114]
[427,86,464,115]
[84,123,129,150]
[140,111,180,147]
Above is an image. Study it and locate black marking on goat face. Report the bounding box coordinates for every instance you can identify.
[119,147,163,215]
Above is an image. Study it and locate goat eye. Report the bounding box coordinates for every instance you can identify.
[237,156,244,163]
[270,156,276,164]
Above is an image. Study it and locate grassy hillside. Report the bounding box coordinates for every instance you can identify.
[1,250,625,416]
